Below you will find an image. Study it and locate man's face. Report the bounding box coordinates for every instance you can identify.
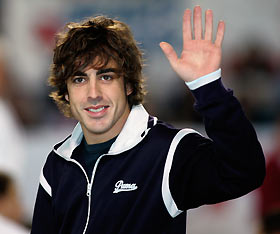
[65,59,132,144]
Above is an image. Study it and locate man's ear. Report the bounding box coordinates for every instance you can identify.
[65,94,69,102]
[126,84,133,96]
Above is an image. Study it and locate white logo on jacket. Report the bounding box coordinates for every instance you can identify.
[113,180,138,193]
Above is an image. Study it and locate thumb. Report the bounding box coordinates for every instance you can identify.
[159,42,178,68]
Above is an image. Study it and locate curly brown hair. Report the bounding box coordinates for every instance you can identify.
[48,16,146,117]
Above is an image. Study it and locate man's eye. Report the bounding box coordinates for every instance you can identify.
[100,75,113,81]
[73,77,86,83]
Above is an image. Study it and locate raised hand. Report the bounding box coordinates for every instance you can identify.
[160,6,225,82]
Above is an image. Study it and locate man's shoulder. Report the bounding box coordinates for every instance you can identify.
[149,119,189,141]
[148,117,206,146]
[44,134,72,169]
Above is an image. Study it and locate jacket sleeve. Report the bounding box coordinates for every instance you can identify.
[169,78,266,210]
[31,164,55,233]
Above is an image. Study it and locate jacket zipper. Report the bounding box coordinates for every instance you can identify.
[70,154,107,234]
[66,159,91,234]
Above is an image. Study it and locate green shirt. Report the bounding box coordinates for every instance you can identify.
[81,136,117,178]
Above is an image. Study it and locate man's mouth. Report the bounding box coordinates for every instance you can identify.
[88,107,105,113]
[85,105,109,113]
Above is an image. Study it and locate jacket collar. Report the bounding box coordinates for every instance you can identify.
[55,104,154,159]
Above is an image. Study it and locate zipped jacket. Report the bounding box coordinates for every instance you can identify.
[31,79,265,234]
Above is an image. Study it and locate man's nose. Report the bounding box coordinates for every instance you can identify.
[87,79,102,104]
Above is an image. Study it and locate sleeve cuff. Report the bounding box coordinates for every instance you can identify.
[185,68,221,90]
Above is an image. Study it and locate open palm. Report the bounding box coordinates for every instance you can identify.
[160,6,225,82]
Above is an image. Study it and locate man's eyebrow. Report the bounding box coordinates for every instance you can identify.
[73,71,87,76]
[96,68,118,75]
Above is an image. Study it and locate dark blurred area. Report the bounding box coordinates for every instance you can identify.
[0,172,29,233]
[0,0,279,233]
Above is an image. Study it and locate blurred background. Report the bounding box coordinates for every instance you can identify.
[0,0,279,233]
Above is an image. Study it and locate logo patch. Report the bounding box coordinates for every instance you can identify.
[113,180,138,193]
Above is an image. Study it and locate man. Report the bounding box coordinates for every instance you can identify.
[31,6,265,234]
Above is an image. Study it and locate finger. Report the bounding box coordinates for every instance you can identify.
[183,8,192,45]
[204,9,213,41]
[215,20,225,47]
[193,5,202,40]
[159,42,178,68]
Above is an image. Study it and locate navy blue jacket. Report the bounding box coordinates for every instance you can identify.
[31,79,265,234]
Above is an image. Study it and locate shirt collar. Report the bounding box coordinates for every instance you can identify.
[55,104,153,158]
